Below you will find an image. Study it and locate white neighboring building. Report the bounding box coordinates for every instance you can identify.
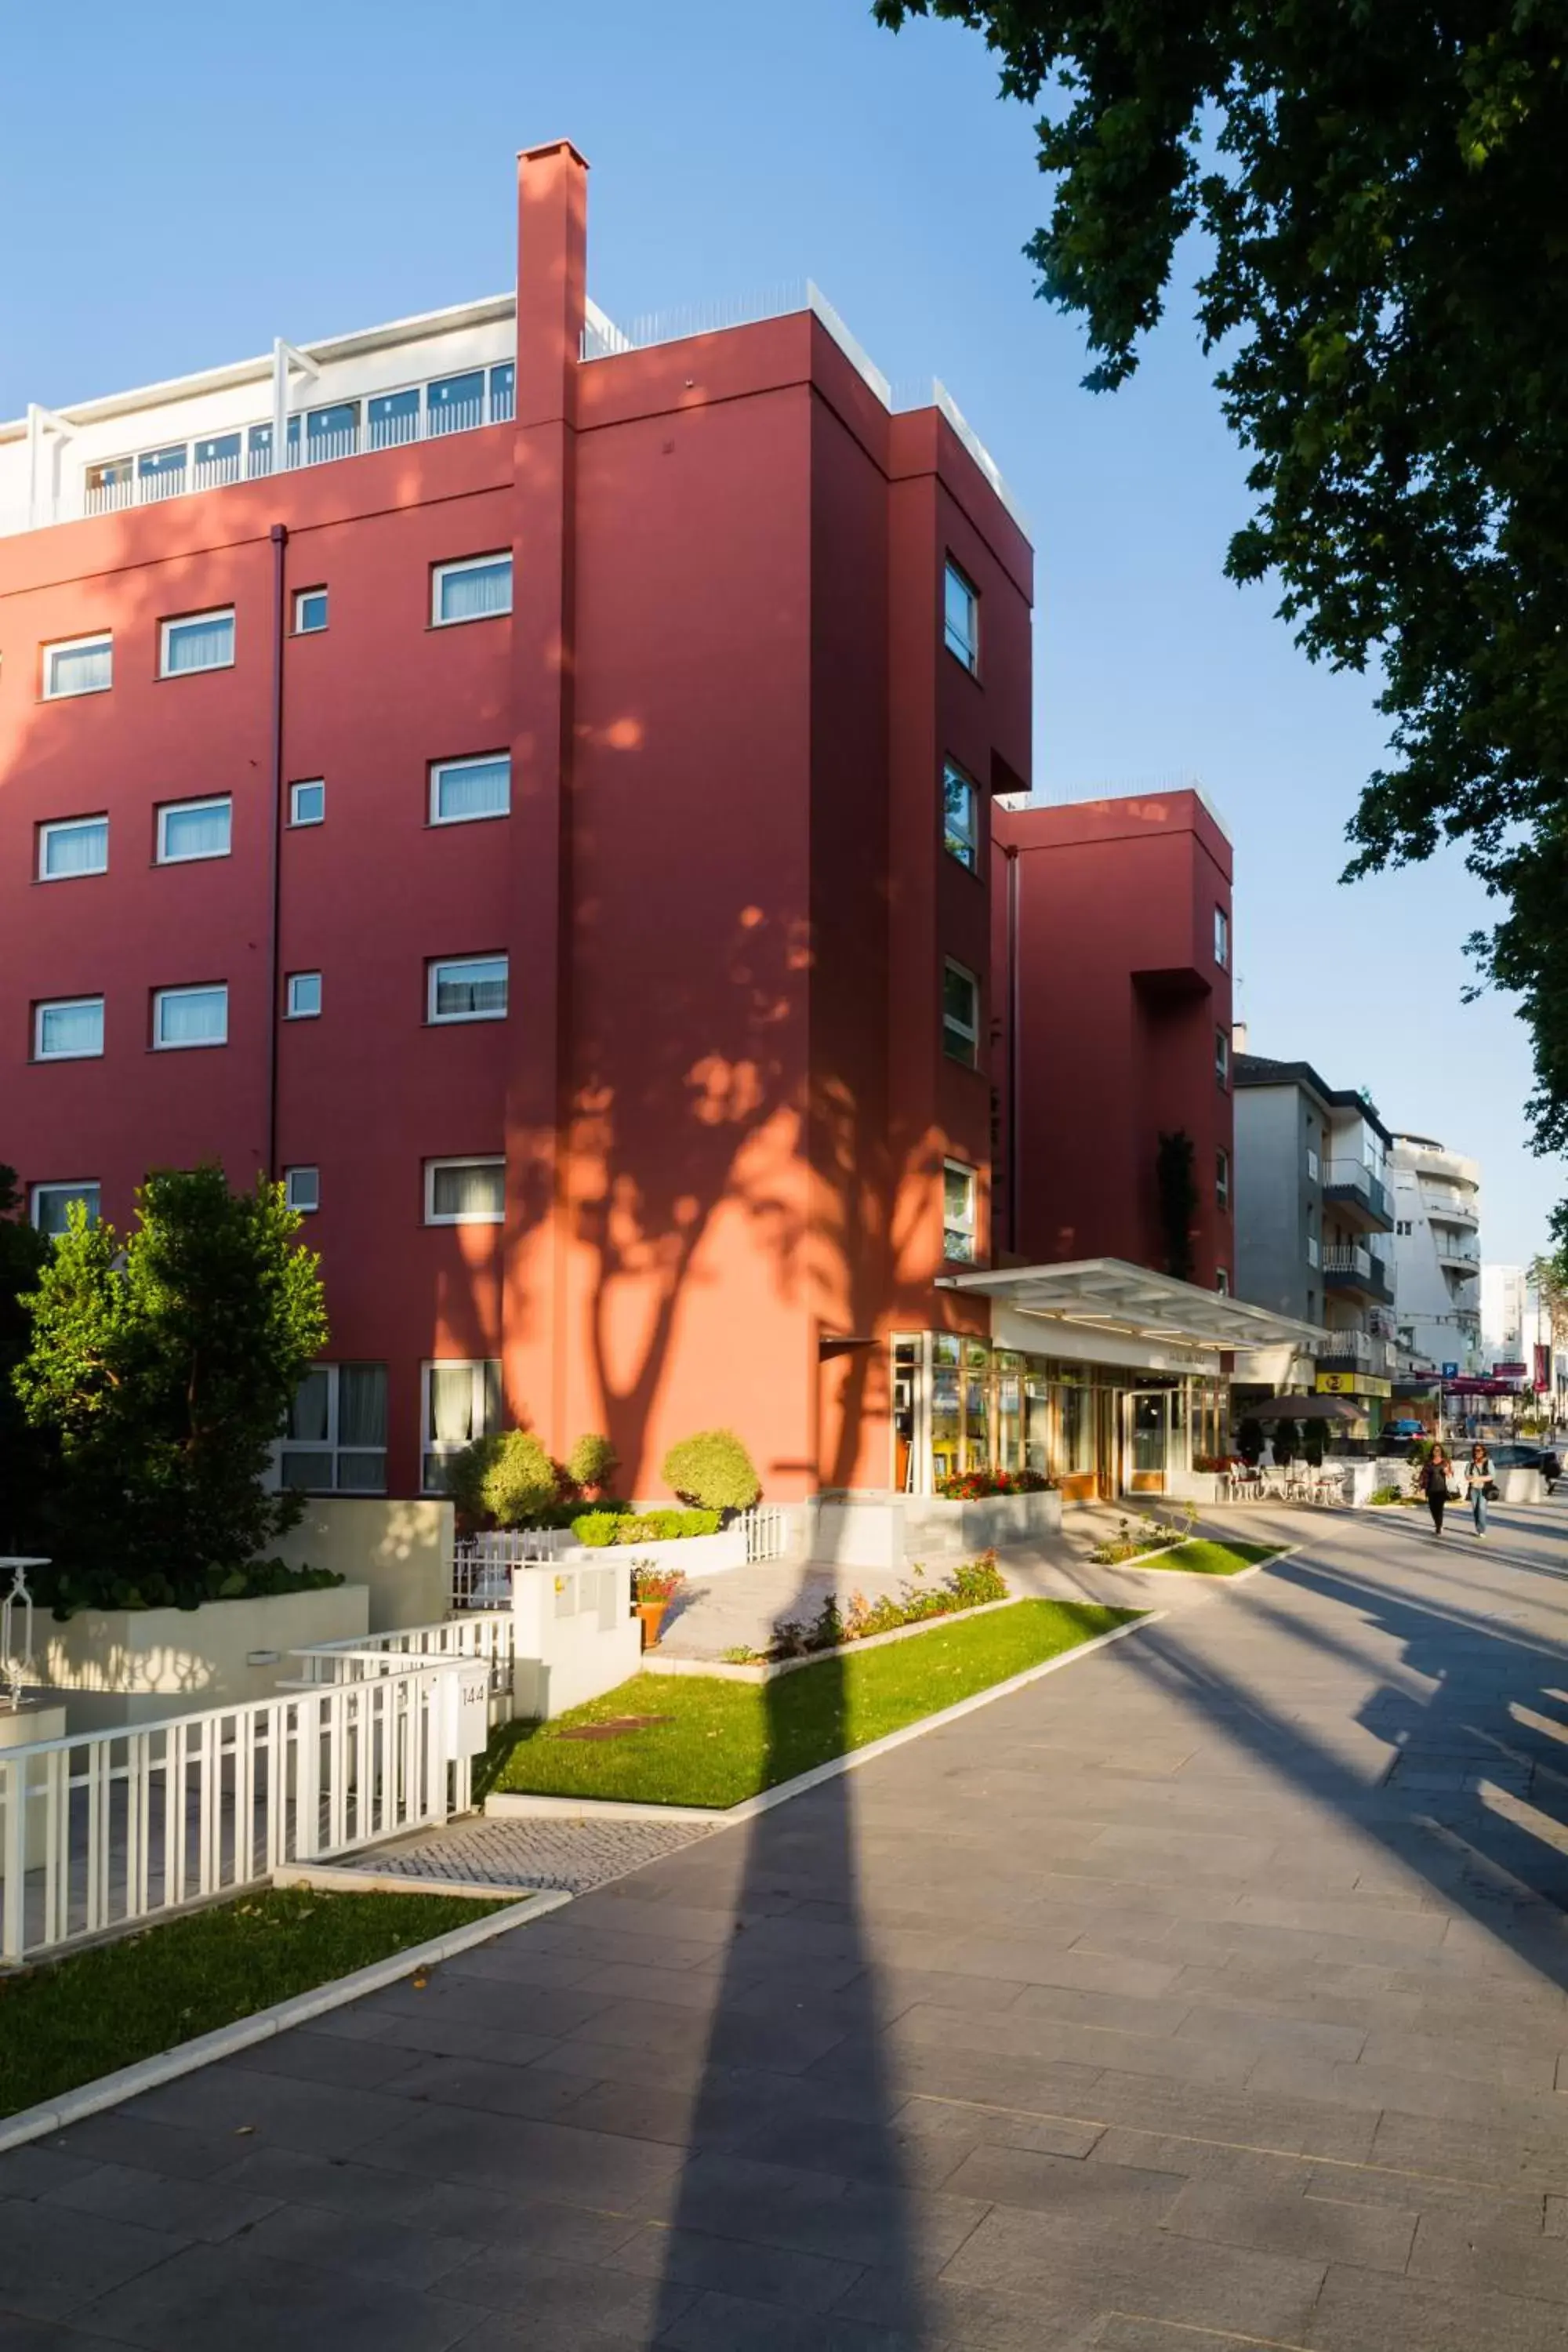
[1480,1263,1528,1370]
[1388,1134,1483,1372]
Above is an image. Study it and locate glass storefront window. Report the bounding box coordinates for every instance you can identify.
[931,1351,960,1485]
[1061,1381,1094,1474]
[997,1371,1022,1472]
[1024,1374,1051,1473]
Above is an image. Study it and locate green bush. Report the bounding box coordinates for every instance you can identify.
[445,1429,561,1527]
[572,1508,721,1548]
[565,1433,619,1494]
[662,1428,760,1513]
[35,1555,343,1623]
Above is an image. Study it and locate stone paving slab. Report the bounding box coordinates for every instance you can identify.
[11,1494,1568,2346]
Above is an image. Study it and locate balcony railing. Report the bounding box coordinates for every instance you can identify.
[1322,1159,1393,1225]
[1315,1328,1399,1375]
[1323,1245,1371,1279]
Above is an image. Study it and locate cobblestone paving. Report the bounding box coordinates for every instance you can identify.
[318,1810,718,1896]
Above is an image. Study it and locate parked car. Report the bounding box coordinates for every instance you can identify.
[1487,1441,1562,1490]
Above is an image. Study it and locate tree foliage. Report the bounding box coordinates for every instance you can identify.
[875,1,1568,1156]
[0,1167,52,1548]
[15,1167,327,1596]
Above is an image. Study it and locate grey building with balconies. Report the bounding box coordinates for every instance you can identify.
[1388,1134,1483,1372]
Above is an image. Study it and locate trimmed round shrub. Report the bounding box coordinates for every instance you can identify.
[565,1432,619,1495]
[661,1428,760,1513]
[445,1429,561,1527]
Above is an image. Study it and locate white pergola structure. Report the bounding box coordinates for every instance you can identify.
[938,1258,1319,1362]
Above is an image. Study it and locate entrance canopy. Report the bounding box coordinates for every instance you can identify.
[939,1258,1319,1358]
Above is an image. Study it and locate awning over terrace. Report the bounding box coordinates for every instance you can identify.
[938,1258,1321,1361]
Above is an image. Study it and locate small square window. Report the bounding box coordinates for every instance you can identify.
[154,984,227,1050]
[942,1160,978,1264]
[38,815,108,880]
[942,960,980,1067]
[425,1156,505,1224]
[31,1181,99,1238]
[157,796,231,864]
[1215,1027,1230,1089]
[34,996,103,1060]
[285,1167,320,1214]
[1214,906,1229,970]
[1216,1149,1230,1212]
[43,633,113,699]
[160,608,234,677]
[289,779,325,827]
[943,760,979,872]
[432,554,513,626]
[430,754,510,826]
[294,589,328,633]
[944,561,978,673]
[428,954,509,1023]
[285,971,321,1019]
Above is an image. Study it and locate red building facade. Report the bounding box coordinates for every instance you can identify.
[1,141,1035,1504]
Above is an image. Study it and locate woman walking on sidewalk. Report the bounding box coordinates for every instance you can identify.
[1465,1442,1496,1538]
[1421,1443,1456,1537]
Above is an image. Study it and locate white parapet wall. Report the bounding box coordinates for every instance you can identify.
[38,1584,369,1730]
[805,1489,1063,1569]
[274,1497,454,1629]
[510,1558,641,1720]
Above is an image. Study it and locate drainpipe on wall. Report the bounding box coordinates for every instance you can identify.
[1005,843,1022,1255]
[264,522,288,1181]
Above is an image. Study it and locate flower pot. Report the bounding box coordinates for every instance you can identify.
[633,1599,669,1651]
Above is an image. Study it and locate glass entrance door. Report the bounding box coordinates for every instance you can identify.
[1123,1390,1171,1494]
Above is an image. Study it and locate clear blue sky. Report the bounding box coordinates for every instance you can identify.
[4,0,1555,1260]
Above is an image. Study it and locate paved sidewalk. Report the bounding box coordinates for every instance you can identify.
[7,1501,1568,2347]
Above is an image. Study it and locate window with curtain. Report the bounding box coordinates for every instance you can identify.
[154,985,227,1049]
[432,555,513,626]
[157,797,231,862]
[423,1360,501,1491]
[943,760,978,871]
[430,756,510,824]
[430,956,508,1022]
[278,1362,387,1492]
[44,635,113,699]
[426,1159,505,1223]
[31,1182,100,1239]
[34,998,103,1059]
[38,816,108,879]
[160,608,234,677]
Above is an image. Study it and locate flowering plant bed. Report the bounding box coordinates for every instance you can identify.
[935,1468,1055,1500]
[630,1562,687,1603]
[1090,1511,1194,1565]
[764,1552,1008,1661]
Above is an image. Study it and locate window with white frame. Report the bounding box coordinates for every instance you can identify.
[422,1359,503,1493]
[1215,1026,1229,1088]
[430,753,510,825]
[157,796,231,863]
[1214,906,1230,969]
[285,971,321,1018]
[38,815,108,880]
[1216,1148,1230,1212]
[943,760,979,871]
[425,1156,505,1224]
[34,996,103,1061]
[285,1166,320,1214]
[293,589,328,633]
[942,960,980,1066]
[944,561,979,672]
[43,633,113,699]
[428,954,508,1023]
[278,1362,388,1493]
[942,1159,978,1263]
[160,608,234,677]
[432,554,513,626]
[31,1181,100,1238]
[154,983,227,1049]
[1215,1267,1230,1295]
[1307,1146,1320,1181]
[289,779,325,826]
[1307,1234,1320,1269]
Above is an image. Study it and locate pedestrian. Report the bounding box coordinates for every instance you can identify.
[1465,1441,1496,1538]
[1420,1443,1456,1537]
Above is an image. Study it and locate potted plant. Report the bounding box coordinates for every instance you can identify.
[630,1559,685,1650]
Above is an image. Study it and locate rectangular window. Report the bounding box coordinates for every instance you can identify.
[942,1159,978,1263]
[432,554,513,626]
[157,796,231,864]
[31,1181,99,1238]
[293,589,328,633]
[194,432,241,483]
[942,960,980,1066]
[1215,1027,1229,1089]
[285,971,321,1019]
[38,815,108,880]
[1215,1268,1230,1295]
[367,387,419,448]
[943,760,978,871]
[490,361,516,419]
[430,753,510,826]
[43,633,113,699]
[285,1166,320,1214]
[422,1358,503,1492]
[427,371,485,433]
[154,983,227,1050]
[34,996,103,1060]
[289,779,325,827]
[1307,1235,1320,1269]
[160,607,234,677]
[944,560,979,672]
[280,1362,388,1494]
[139,444,187,492]
[429,954,508,1024]
[1216,1149,1230,1213]
[1214,906,1229,969]
[1307,1147,1320,1181]
[425,1156,505,1224]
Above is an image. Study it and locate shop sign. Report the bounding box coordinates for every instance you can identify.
[1315,1372,1392,1399]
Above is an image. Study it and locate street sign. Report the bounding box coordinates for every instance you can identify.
[1441,1361,1458,1378]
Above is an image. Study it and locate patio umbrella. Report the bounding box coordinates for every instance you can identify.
[1244,1394,1361,1423]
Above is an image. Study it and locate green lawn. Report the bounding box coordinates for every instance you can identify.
[1124,1537,1283,1574]
[0,1886,509,2121]
[488,1597,1138,1809]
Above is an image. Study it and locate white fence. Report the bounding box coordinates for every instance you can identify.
[291,1614,514,1701]
[0,1661,478,1965]
[449,1506,789,1608]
